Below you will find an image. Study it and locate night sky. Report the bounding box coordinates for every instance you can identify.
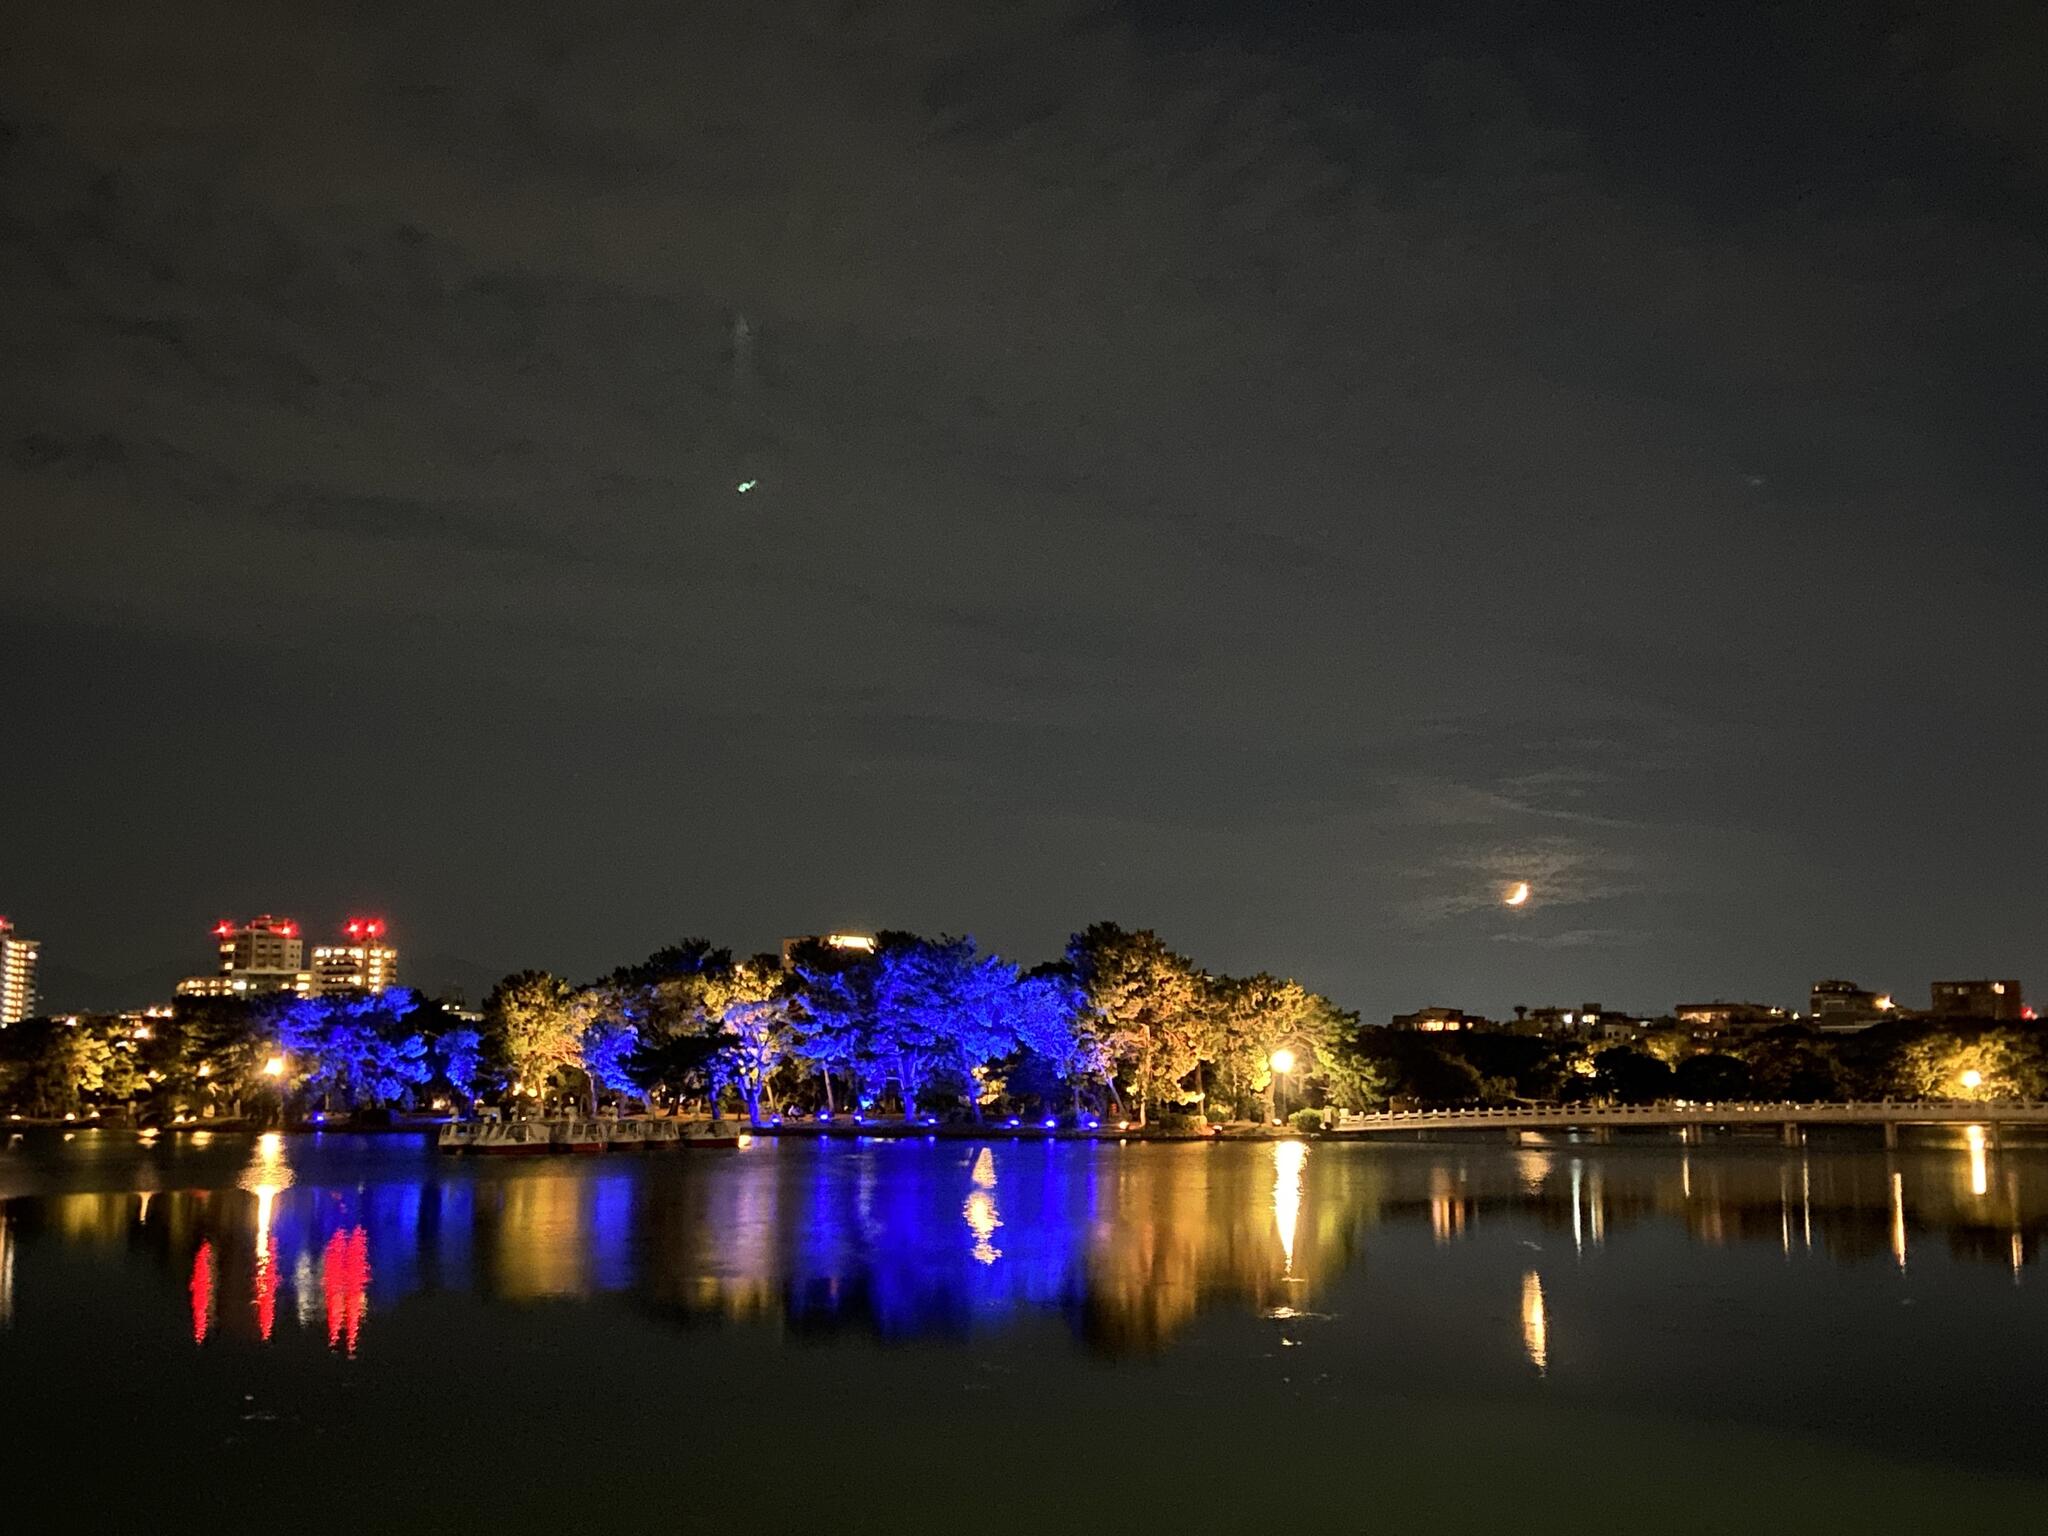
[6,1,2045,1017]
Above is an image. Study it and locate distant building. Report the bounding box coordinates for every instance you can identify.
[177,915,312,1000]
[1929,979,2027,1022]
[176,970,314,1001]
[1673,1000,1790,1032]
[1809,978,1897,1033]
[0,917,39,1025]
[780,932,878,969]
[53,1006,172,1037]
[1390,1006,1491,1033]
[216,915,304,974]
[312,918,400,995]
[1514,1003,1640,1041]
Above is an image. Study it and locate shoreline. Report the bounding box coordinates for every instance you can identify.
[11,1116,2028,1149]
[5,1116,1229,1142]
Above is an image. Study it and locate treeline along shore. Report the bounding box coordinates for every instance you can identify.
[4,925,2044,1127]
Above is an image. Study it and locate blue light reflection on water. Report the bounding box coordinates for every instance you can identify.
[778,1140,1094,1336]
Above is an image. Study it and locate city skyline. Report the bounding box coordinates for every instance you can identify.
[6,898,2034,1030]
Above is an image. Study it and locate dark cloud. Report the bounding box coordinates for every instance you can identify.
[4,0,2044,1017]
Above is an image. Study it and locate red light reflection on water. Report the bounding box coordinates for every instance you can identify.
[190,1241,215,1345]
[253,1248,277,1341]
[322,1227,370,1355]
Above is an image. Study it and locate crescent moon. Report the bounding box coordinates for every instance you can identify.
[1504,881,1531,907]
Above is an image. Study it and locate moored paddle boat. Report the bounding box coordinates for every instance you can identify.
[555,1117,608,1154]
[442,1120,555,1155]
[681,1119,747,1149]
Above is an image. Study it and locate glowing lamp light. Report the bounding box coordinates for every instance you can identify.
[1270,1048,1297,1076]
[1006,1117,1020,1128]
[816,1111,833,1122]
[1042,1118,1057,1130]
[1083,1117,1100,1129]
[1960,1069,1984,1091]
[214,922,234,937]
[262,1055,286,1078]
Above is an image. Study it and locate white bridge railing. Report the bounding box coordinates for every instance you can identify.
[1333,1100,2048,1130]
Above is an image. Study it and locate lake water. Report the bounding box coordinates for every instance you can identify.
[2,1127,2043,1532]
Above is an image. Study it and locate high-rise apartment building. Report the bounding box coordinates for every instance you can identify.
[0,917,39,1025]
[176,915,312,1000]
[215,915,304,974]
[312,919,400,995]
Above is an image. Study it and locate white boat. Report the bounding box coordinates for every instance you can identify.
[442,1120,555,1155]
[440,1116,710,1154]
[603,1119,667,1151]
[682,1119,747,1149]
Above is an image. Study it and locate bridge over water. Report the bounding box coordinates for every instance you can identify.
[1331,1100,2048,1147]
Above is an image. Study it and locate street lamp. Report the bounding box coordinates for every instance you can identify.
[1960,1068,1984,1094]
[1270,1048,1297,1124]
[262,1054,286,1079]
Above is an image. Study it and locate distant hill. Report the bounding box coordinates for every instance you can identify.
[35,958,186,1013]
